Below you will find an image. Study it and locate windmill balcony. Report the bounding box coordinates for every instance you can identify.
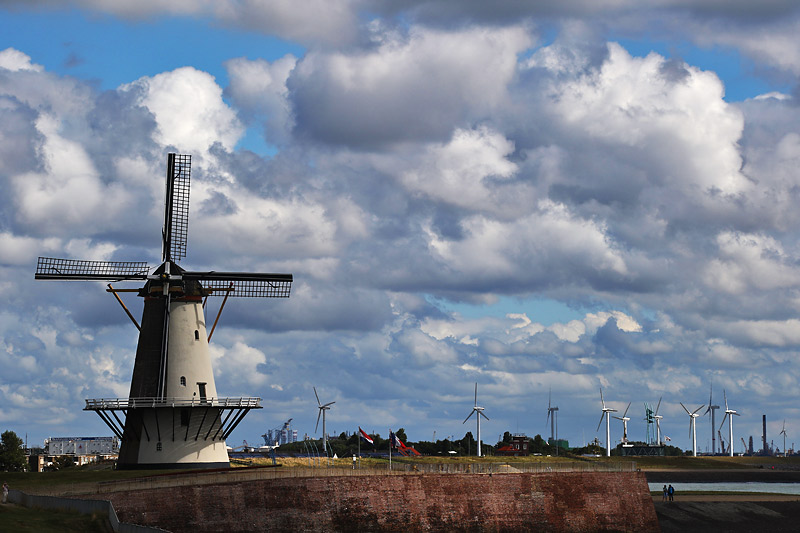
[84,397,262,410]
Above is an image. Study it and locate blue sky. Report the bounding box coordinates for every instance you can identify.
[2,1,800,456]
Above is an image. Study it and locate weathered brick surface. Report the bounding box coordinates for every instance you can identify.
[95,472,659,532]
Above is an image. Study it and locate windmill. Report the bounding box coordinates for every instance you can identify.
[546,389,559,447]
[35,153,292,469]
[718,389,740,457]
[680,402,705,457]
[596,387,617,457]
[780,420,788,458]
[313,387,335,458]
[704,385,720,454]
[613,402,632,444]
[652,397,664,446]
[463,383,489,457]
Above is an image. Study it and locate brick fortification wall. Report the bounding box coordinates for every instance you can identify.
[98,471,658,532]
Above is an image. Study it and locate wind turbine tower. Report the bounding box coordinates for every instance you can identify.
[653,397,664,446]
[704,385,720,455]
[681,402,705,457]
[780,420,788,458]
[314,387,335,458]
[597,388,618,457]
[613,402,632,444]
[547,390,559,445]
[463,383,489,456]
[719,390,740,458]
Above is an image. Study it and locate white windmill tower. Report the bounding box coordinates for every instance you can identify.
[463,383,489,457]
[780,420,788,458]
[36,154,292,469]
[681,402,705,457]
[704,385,720,455]
[314,387,335,458]
[596,387,617,457]
[613,402,632,444]
[653,397,664,445]
[546,389,559,446]
[719,390,740,457]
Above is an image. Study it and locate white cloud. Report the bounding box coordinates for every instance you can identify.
[0,48,43,72]
[123,67,244,155]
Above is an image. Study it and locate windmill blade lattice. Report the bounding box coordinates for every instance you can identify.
[36,257,150,281]
[163,153,191,262]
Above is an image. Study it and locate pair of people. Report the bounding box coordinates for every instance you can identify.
[662,484,675,501]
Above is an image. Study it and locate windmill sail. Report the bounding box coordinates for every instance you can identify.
[36,257,149,281]
[163,153,191,262]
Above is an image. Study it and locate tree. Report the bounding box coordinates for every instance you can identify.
[0,430,26,472]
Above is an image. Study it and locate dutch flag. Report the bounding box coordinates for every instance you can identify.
[359,427,374,445]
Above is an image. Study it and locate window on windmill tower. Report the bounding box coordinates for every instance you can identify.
[195,330,199,340]
[180,376,186,386]
[157,442,162,452]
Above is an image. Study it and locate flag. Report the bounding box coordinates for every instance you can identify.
[358,427,374,445]
[665,436,671,442]
[390,431,404,449]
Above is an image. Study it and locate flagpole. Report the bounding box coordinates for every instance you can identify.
[357,426,361,469]
[389,429,392,471]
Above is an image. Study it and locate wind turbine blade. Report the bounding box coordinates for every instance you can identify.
[719,413,728,432]
[322,401,336,408]
[693,404,705,415]
[705,384,712,414]
[680,402,690,415]
[612,416,622,421]
[546,410,551,424]
[600,387,605,408]
[480,411,490,421]
[548,388,552,410]
[733,411,741,416]
[463,411,475,424]
[724,389,729,411]
[314,386,321,406]
[623,402,631,418]
[597,413,605,432]
[315,410,322,433]
[474,382,478,406]
[655,396,662,416]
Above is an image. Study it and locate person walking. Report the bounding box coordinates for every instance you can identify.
[662,485,668,502]
[668,484,674,502]
[2,481,8,504]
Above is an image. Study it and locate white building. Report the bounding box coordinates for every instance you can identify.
[45,436,119,456]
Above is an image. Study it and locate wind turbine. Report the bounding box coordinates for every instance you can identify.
[704,385,720,455]
[653,396,664,445]
[780,420,788,458]
[596,387,617,457]
[463,383,489,456]
[681,402,705,457]
[718,390,740,457]
[613,402,632,444]
[546,389,559,446]
[314,387,335,458]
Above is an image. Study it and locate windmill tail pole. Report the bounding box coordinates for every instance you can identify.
[107,284,141,330]
[208,283,233,342]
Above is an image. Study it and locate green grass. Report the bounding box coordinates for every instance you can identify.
[0,503,113,532]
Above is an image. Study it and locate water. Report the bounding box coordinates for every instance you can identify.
[649,482,800,495]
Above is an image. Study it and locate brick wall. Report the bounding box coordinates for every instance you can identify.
[94,471,658,532]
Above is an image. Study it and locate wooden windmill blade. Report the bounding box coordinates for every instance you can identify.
[183,271,293,297]
[35,257,150,281]
[162,153,191,263]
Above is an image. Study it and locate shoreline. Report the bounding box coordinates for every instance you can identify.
[653,493,800,502]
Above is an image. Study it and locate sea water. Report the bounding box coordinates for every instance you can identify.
[648,482,800,495]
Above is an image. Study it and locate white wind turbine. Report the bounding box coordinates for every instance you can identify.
[681,402,705,457]
[719,390,740,457]
[653,396,664,445]
[597,387,618,457]
[314,386,335,458]
[780,420,788,457]
[463,382,489,457]
[613,402,632,444]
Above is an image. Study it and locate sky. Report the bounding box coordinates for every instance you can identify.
[2,1,800,456]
